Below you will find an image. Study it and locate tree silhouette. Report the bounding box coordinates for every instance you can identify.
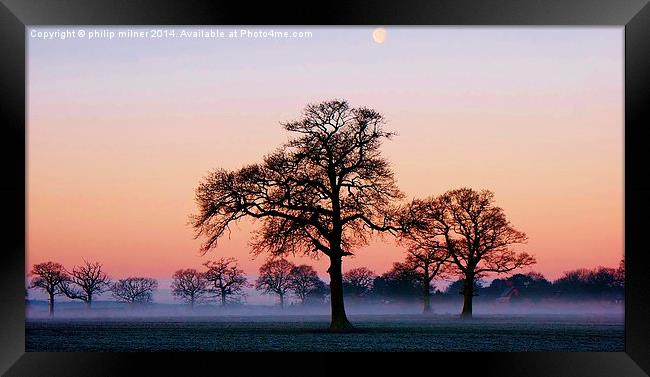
[29,262,69,316]
[553,269,591,297]
[372,262,423,302]
[404,249,449,313]
[288,264,325,305]
[508,272,551,299]
[111,277,158,305]
[445,278,483,296]
[304,278,329,305]
[60,260,111,308]
[405,188,534,318]
[203,257,248,306]
[191,99,403,330]
[553,266,622,300]
[170,269,209,309]
[480,271,551,301]
[342,267,376,298]
[615,258,625,288]
[397,220,451,313]
[254,258,295,308]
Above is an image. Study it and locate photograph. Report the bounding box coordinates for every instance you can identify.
[23,25,626,352]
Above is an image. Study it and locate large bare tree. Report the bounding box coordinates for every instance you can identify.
[29,262,69,316]
[60,260,111,308]
[170,269,209,309]
[254,258,295,308]
[111,277,158,306]
[203,257,248,306]
[192,99,403,330]
[405,188,535,318]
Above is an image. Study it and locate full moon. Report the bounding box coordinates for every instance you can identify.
[372,28,386,44]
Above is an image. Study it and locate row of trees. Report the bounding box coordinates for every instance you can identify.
[170,258,248,308]
[191,99,537,329]
[29,257,624,316]
[340,261,625,309]
[28,258,248,315]
[480,266,624,301]
[170,259,626,310]
[28,258,328,315]
[254,259,328,307]
[169,258,330,308]
[27,257,328,314]
[28,261,158,316]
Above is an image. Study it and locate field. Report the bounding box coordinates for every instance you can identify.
[26,314,624,352]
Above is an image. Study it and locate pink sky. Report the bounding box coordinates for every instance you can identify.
[27,27,623,286]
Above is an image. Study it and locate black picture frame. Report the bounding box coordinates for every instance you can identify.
[1,0,649,376]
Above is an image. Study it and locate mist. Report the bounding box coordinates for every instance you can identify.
[26,297,624,353]
[26,298,624,321]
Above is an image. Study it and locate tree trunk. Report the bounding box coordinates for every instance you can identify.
[461,274,474,319]
[279,293,284,309]
[190,297,195,310]
[422,281,432,314]
[86,294,92,310]
[327,256,353,331]
[221,290,227,306]
[48,293,54,317]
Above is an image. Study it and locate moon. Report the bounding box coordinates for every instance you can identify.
[372,28,386,44]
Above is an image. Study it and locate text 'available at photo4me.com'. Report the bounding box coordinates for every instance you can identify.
[29,28,315,41]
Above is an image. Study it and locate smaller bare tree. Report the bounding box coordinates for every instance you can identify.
[398,210,452,313]
[255,259,295,308]
[29,262,69,316]
[111,277,158,306]
[171,269,209,309]
[60,260,111,309]
[342,267,376,298]
[403,249,450,313]
[288,265,325,305]
[203,258,248,306]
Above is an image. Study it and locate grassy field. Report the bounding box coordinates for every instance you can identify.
[25,314,623,352]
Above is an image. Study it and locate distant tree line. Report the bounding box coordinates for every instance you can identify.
[27,256,332,314]
[28,260,160,316]
[453,260,624,303]
[254,259,328,308]
[28,255,624,317]
[168,257,248,308]
[27,258,251,315]
[338,259,625,310]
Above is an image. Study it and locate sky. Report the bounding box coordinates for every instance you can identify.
[26,27,623,302]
